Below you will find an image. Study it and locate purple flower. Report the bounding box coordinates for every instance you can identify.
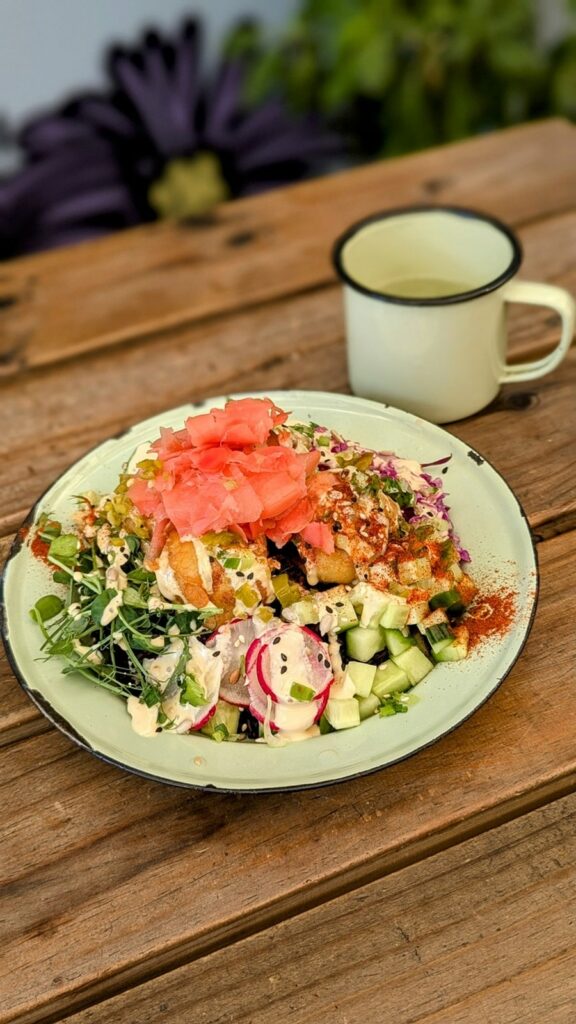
[0,20,339,258]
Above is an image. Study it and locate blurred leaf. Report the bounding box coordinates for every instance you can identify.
[245,0,576,160]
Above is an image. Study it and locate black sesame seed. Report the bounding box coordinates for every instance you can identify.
[324,659,331,668]
[272,636,281,645]
[280,665,287,674]
[325,606,333,614]
[235,571,244,578]
[212,650,221,657]
[317,653,323,663]
[333,522,342,532]
[335,601,344,607]
[247,572,254,580]
[280,653,288,662]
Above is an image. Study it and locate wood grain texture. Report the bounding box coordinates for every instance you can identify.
[54,790,576,1024]
[0,530,574,1024]
[0,235,575,539]
[1,120,576,376]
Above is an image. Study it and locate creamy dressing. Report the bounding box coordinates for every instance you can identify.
[100,592,124,626]
[127,696,159,737]
[160,636,222,733]
[155,546,187,603]
[143,638,184,690]
[72,640,103,666]
[190,537,213,593]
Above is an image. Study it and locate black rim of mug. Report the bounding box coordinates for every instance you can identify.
[331,204,523,307]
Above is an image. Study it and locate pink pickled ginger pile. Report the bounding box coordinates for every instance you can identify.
[128,398,335,557]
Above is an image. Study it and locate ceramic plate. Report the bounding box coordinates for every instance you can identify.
[0,391,537,791]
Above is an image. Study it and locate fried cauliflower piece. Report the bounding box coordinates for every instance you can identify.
[295,479,400,586]
[155,531,274,628]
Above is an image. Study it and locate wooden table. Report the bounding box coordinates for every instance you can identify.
[1,118,575,1024]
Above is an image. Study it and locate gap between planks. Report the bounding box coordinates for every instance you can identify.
[0,529,575,1022]
[51,789,576,1024]
[7,769,576,1024]
[1,120,576,379]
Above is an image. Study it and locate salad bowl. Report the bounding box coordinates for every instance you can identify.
[0,391,538,791]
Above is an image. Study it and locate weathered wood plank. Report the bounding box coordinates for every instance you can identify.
[1,120,576,376]
[2,300,575,541]
[55,790,576,1024]
[0,530,574,1024]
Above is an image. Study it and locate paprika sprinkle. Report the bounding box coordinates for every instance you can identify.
[464,589,517,651]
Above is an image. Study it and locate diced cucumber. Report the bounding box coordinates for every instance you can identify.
[382,628,414,657]
[430,637,454,657]
[425,623,453,645]
[398,557,432,584]
[372,661,411,698]
[350,583,390,628]
[429,588,465,614]
[324,698,361,730]
[201,700,240,740]
[418,607,449,633]
[344,661,376,698]
[356,693,380,720]
[282,599,319,627]
[345,625,386,662]
[407,601,430,625]
[378,594,410,630]
[317,592,359,634]
[329,674,357,700]
[434,626,469,662]
[392,647,434,685]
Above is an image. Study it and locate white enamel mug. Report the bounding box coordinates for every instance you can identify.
[333,206,575,423]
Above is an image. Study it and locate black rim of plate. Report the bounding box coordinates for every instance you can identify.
[0,394,539,793]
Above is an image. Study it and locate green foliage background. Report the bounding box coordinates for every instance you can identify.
[227,0,576,158]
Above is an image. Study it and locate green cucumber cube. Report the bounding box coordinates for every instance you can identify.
[345,625,386,663]
[392,646,434,684]
[201,700,240,740]
[282,599,319,627]
[372,662,411,699]
[379,595,410,630]
[434,638,468,662]
[324,698,361,730]
[329,674,357,700]
[356,693,380,720]
[344,661,376,698]
[382,628,414,657]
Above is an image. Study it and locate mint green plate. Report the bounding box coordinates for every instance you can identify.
[0,392,537,791]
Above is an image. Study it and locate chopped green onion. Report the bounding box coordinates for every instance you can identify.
[211,723,229,743]
[425,623,454,644]
[222,557,240,570]
[317,436,330,447]
[290,682,315,702]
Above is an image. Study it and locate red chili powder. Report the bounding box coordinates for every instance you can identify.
[30,530,51,564]
[464,589,517,651]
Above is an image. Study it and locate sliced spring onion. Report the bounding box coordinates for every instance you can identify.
[425,623,454,645]
[290,682,316,702]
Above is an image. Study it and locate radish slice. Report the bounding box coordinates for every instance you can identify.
[255,624,333,704]
[206,616,281,706]
[248,671,327,732]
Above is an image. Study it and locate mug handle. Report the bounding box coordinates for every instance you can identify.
[499,280,575,383]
